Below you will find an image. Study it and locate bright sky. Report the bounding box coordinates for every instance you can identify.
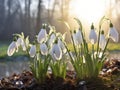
[29,0,116,25]
[69,0,108,24]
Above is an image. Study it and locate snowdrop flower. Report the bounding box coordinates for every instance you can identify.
[50,33,56,41]
[48,33,56,47]
[16,37,26,51]
[40,43,48,55]
[7,41,17,56]
[51,42,62,60]
[75,29,83,45]
[109,23,119,42]
[58,39,66,54]
[72,31,78,45]
[37,27,47,43]
[89,24,97,44]
[29,45,36,57]
[99,31,106,50]
[16,38,23,52]
[72,29,83,45]
[16,38,23,47]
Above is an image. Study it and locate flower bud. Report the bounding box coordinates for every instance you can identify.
[29,45,36,57]
[99,31,106,50]
[7,41,17,56]
[40,43,48,55]
[51,43,62,60]
[89,24,97,44]
[37,28,47,43]
[109,23,119,42]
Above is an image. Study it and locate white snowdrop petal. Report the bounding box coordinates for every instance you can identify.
[16,44,19,52]
[48,33,56,47]
[58,39,66,53]
[50,49,56,61]
[99,34,106,50]
[7,41,17,56]
[17,38,26,51]
[75,30,83,44]
[99,52,103,58]
[109,27,119,42]
[29,45,36,57]
[16,38,22,46]
[51,44,62,60]
[50,33,56,41]
[93,51,103,58]
[72,33,78,45]
[89,29,97,44]
[37,29,47,43]
[40,43,48,55]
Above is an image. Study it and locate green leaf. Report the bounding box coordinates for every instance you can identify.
[74,18,82,30]
[58,19,71,30]
[25,36,30,47]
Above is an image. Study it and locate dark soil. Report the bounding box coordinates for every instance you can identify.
[0,59,120,90]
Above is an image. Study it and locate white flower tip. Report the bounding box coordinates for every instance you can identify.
[89,29,97,44]
[37,29,47,43]
[40,43,48,55]
[99,34,106,50]
[7,41,17,56]
[51,44,62,60]
[29,45,36,57]
[109,27,119,42]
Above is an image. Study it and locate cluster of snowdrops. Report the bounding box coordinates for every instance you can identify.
[7,17,119,83]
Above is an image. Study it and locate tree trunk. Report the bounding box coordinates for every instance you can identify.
[0,0,5,33]
[36,0,42,33]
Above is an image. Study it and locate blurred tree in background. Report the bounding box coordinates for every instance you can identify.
[0,0,70,41]
[0,0,119,42]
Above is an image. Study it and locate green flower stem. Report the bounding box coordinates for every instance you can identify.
[101,38,110,59]
[92,44,95,60]
[50,60,66,79]
[97,29,100,54]
[64,42,74,64]
[70,31,78,59]
[97,16,110,58]
[81,31,87,53]
[78,44,81,58]
[92,44,95,72]
[74,18,83,30]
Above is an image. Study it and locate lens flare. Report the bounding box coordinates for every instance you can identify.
[69,0,107,24]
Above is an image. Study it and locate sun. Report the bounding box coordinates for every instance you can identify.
[69,0,107,24]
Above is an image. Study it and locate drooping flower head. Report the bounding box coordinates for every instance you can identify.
[40,43,48,55]
[16,37,26,51]
[48,32,56,47]
[51,39,62,61]
[37,24,47,43]
[72,29,83,46]
[89,23,97,44]
[109,23,119,42]
[14,37,21,52]
[29,45,36,58]
[16,38,23,47]
[99,30,106,50]
[72,30,77,45]
[13,32,28,51]
[75,29,83,45]
[58,38,66,54]
[7,40,17,56]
